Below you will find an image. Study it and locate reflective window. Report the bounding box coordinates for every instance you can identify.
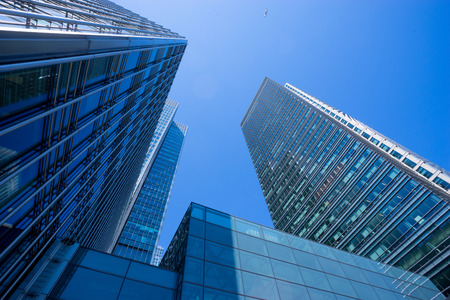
[118,279,174,300]
[206,208,233,229]
[191,204,205,220]
[262,227,289,246]
[204,262,243,294]
[350,280,379,300]
[242,271,279,300]
[327,274,358,298]
[60,267,123,300]
[239,251,273,276]
[307,287,337,300]
[287,236,313,252]
[235,218,262,238]
[181,282,203,300]
[206,223,236,247]
[80,250,129,276]
[187,235,205,259]
[204,287,244,300]
[300,267,331,291]
[266,242,296,263]
[271,259,303,284]
[293,249,322,271]
[317,257,345,277]
[417,166,432,179]
[205,240,240,269]
[311,242,336,259]
[184,257,204,285]
[276,280,309,300]
[127,261,177,289]
[189,218,205,238]
[236,233,268,256]
[340,263,368,284]
[332,249,356,266]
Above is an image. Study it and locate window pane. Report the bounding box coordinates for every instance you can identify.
[187,235,205,259]
[293,250,322,271]
[276,280,309,300]
[350,280,379,300]
[190,218,205,238]
[206,223,237,247]
[287,236,313,253]
[127,261,177,288]
[60,267,123,300]
[300,267,331,291]
[80,250,129,276]
[326,274,358,298]
[118,279,174,300]
[184,257,204,285]
[332,249,356,266]
[191,204,205,220]
[271,259,303,284]
[236,233,267,256]
[311,242,336,259]
[204,262,243,294]
[204,287,244,300]
[340,263,368,284]
[307,287,336,300]
[317,257,345,277]
[181,282,203,300]
[206,208,233,229]
[262,227,289,246]
[242,271,279,299]
[266,242,295,263]
[235,219,262,238]
[239,251,273,276]
[205,240,240,269]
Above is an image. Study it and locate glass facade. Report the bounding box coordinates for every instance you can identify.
[113,100,188,264]
[0,0,186,296]
[160,203,444,299]
[241,78,450,295]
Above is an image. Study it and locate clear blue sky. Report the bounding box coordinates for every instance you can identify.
[114,0,450,250]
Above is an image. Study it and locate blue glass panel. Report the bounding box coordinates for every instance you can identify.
[326,274,358,298]
[184,257,204,285]
[204,262,243,294]
[242,271,279,299]
[80,250,129,276]
[307,287,337,300]
[340,263,369,284]
[206,208,233,229]
[187,235,205,259]
[287,236,313,252]
[332,249,356,266]
[363,270,390,290]
[262,227,289,246]
[292,249,322,271]
[204,287,245,300]
[236,233,268,256]
[191,204,205,220]
[181,282,203,300]
[239,251,273,276]
[271,259,304,284]
[350,280,379,300]
[189,218,205,238]
[317,256,345,277]
[127,261,177,289]
[235,219,262,238]
[266,242,295,263]
[300,267,331,291]
[60,267,123,300]
[205,240,240,269]
[206,223,237,247]
[276,280,309,300]
[118,279,174,300]
[311,242,336,259]
[373,287,401,300]
[352,256,376,272]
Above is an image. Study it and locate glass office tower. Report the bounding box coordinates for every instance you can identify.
[17,203,443,299]
[0,0,186,296]
[241,78,450,294]
[111,99,188,264]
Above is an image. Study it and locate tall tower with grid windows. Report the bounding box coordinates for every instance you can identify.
[0,0,186,296]
[110,99,187,265]
[241,77,450,295]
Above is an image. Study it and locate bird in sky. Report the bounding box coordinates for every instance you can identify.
[264,9,268,17]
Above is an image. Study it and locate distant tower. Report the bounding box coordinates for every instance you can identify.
[111,100,188,264]
[0,0,186,296]
[151,245,165,266]
[241,77,450,295]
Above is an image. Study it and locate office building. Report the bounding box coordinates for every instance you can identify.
[241,78,450,294]
[111,99,188,264]
[151,245,164,266]
[13,203,444,299]
[0,0,186,296]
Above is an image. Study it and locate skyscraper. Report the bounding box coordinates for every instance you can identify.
[111,99,188,264]
[241,77,450,294]
[0,0,186,296]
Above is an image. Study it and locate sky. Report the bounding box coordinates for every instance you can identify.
[113,0,450,250]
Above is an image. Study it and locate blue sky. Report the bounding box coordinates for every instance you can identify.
[114,0,450,250]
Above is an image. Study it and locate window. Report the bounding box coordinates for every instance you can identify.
[417,166,432,179]
[433,177,450,190]
[380,143,390,152]
[370,137,380,145]
[390,150,402,159]
[362,132,370,139]
[402,157,416,169]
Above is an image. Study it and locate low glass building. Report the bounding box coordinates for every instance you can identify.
[12,203,444,299]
